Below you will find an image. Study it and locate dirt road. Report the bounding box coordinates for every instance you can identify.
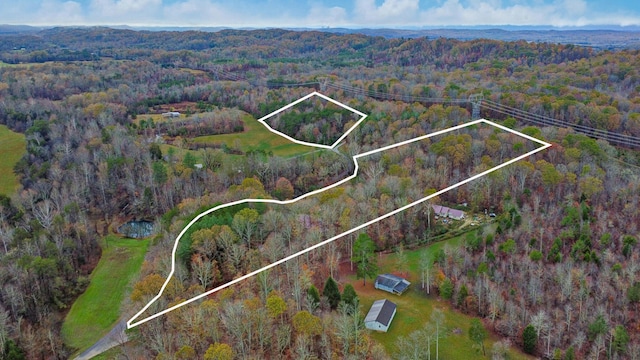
[74,319,128,360]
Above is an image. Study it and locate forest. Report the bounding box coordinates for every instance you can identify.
[1,27,640,359]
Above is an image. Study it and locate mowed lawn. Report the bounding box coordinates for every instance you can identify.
[62,235,149,353]
[194,114,314,157]
[345,228,532,359]
[0,125,26,195]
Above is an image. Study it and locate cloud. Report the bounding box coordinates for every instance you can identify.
[418,0,596,26]
[0,0,638,28]
[10,0,84,25]
[307,4,348,26]
[161,0,231,26]
[354,0,420,23]
[89,0,163,24]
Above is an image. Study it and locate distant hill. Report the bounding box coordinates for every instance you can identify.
[312,27,640,49]
[0,24,44,34]
[1,25,639,54]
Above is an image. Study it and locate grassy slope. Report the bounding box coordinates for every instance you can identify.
[62,235,149,353]
[0,125,26,195]
[194,114,314,157]
[347,229,532,359]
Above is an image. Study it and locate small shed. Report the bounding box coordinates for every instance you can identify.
[375,274,411,295]
[365,299,397,332]
[162,111,180,118]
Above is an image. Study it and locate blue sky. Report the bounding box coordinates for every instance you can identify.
[1,0,639,27]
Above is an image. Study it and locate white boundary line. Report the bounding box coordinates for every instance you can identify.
[256,91,368,149]
[127,94,551,329]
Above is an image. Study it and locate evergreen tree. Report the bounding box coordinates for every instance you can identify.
[523,324,537,354]
[469,318,487,355]
[323,276,341,310]
[307,285,321,306]
[440,277,454,300]
[183,151,197,169]
[352,233,378,286]
[564,346,575,360]
[341,283,358,308]
[613,325,630,354]
[4,340,26,360]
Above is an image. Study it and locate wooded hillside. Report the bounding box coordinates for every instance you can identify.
[0,28,640,359]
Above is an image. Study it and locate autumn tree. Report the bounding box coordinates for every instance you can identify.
[232,208,260,246]
[204,343,234,360]
[292,310,322,337]
[419,249,432,294]
[432,308,445,359]
[395,243,408,277]
[274,177,294,200]
[266,292,287,321]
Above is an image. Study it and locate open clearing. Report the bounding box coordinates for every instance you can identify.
[194,114,314,157]
[0,125,26,195]
[345,229,532,359]
[62,235,149,354]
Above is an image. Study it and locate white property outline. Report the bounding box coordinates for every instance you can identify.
[127,94,551,329]
[257,91,368,149]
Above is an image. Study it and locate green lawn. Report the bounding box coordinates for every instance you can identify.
[62,235,149,354]
[0,125,26,195]
[347,227,532,359]
[194,114,314,157]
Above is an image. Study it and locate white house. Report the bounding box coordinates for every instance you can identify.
[162,111,180,118]
[365,299,397,332]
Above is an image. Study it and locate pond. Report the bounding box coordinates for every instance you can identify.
[117,220,155,239]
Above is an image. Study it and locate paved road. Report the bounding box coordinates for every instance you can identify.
[74,319,128,360]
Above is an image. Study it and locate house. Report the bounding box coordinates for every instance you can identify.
[447,208,465,220]
[375,274,411,295]
[432,205,448,218]
[162,111,180,118]
[365,299,397,332]
[432,204,465,220]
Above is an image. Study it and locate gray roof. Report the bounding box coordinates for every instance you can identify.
[376,274,405,288]
[365,299,397,326]
[375,274,411,294]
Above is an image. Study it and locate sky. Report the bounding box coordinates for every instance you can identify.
[1,0,639,28]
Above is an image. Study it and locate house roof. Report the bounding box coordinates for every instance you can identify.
[365,299,397,326]
[376,274,404,288]
[448,208,465,218]
[375,274,411,294]
[432,204,465,218]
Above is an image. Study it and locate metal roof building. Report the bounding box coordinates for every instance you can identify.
[375,274,411,295]
[365,299,397,332]
[432,204,465,220]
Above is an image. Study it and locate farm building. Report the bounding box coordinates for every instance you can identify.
[375,274,411,295]
[365,299,397,332]
[432,204,465,220]
[162,111,180,118]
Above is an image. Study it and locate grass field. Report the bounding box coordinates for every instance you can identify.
[62,235,149,354]
[134,112,187,126]
[0,125,26,195]
[194,114,314,157]
[345,228,532,359]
